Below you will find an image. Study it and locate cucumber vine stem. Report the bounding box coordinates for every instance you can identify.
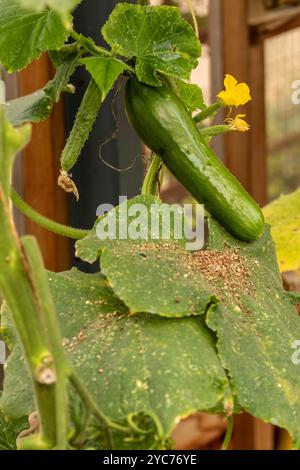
[221,416,233,450]
[186,0,199,38]
[21,237,71,450]
[200,124,230,137]
[70,371,130,434]
[141,154,162,197]
[11,188,89,240]
[69,29,111,57]
[194,102,222,123]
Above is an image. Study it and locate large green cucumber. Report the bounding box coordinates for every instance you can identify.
[125,77,265,242]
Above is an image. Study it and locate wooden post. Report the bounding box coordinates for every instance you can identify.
[214,0,268,205]
[209,0,272,450]
[19,54,71,271]
[249,41,267,205]
[222,0,251,189]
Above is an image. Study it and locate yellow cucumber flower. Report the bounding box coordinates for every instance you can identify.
[226,114,250,132]
[218,74,252,107]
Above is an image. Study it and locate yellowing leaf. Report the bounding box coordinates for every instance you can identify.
[263,189,300,272]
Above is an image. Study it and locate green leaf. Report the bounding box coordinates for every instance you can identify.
[76,195,300,444]
[76,196,216,318]
[0,269,230,448]
[0,0,68,72]
[81,57,129,101]
[5,49,79,126]
[174,80,205,113]
[100,242,218,318]
[17,0,81,19]
[205,218,300,448]
[5,90,53,126]
[0,106,31,196]
[263,189,300,272]
[102,4,201,86]
[76,195,186,263]
[0,411,27,450]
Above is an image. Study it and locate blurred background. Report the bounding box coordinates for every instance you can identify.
[2,0,300,450]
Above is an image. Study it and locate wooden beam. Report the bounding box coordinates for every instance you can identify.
[216,0,272,450]
[19,54,71,271]
[209,0,225,159]
[249,41,268,205]
[222,0,251,190]
[233,414,274,450]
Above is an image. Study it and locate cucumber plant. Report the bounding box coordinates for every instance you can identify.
[0,0,300,451]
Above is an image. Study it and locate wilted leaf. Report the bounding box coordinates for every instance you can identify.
[263,189,300,272]
[102,4,201,86]
[0,0,68,72]
[0,269,230,448]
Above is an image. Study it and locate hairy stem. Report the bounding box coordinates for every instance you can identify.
[194,102,222,123]
[221,416,233,450]
[22,237,71,449]
[200,124,230,137]
[70,371,130,433]
[141,154,162,197]
[186,0,199,37]
[69,30,111,57]
[0,194,57,447]
[11,188,89,240]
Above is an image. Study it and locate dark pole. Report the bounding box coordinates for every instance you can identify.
[65,0,142,272]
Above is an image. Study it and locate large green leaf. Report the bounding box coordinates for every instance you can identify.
[76,196,300,445]
[100,242,218,318]
[76,195,187,263]
[263,189,300,272]
[81,57,129,101]
[17,0,81,19]
[102,4,201,86]
[205,219,300,448]
[0,0,68,72]
[0,269,230,448]
[77,196,215,318]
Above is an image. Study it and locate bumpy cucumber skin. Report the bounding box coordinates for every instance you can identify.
[125,78,265,242]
